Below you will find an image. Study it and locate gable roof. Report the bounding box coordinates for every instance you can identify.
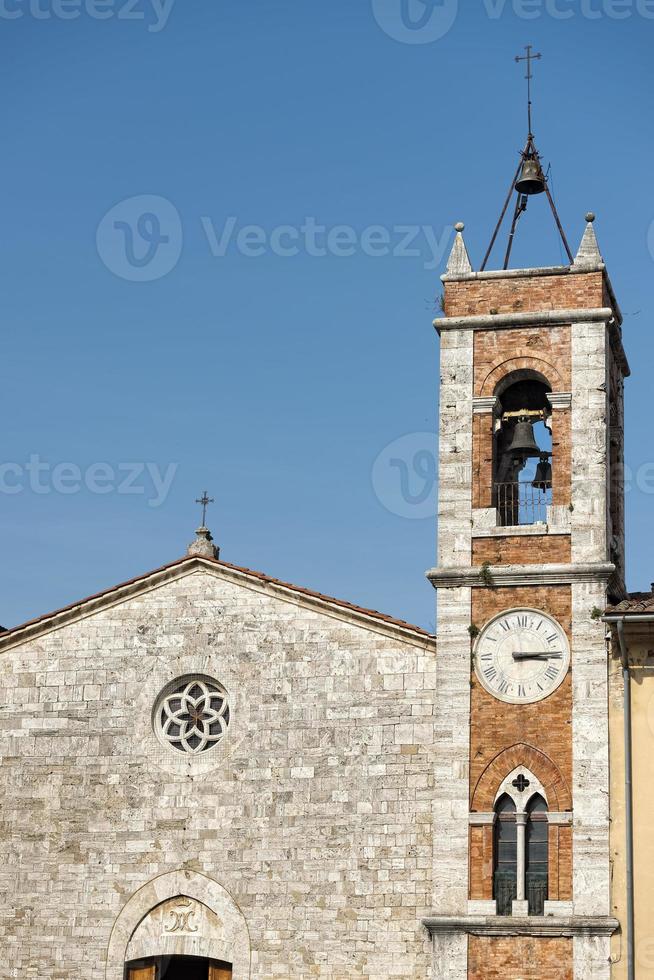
[0,554,436,651]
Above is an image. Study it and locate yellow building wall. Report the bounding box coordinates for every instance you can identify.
[610,642,654,978]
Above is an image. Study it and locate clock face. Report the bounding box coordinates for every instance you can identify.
[473,608,570,705]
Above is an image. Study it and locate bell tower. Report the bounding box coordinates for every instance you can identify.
[423,139,627,975]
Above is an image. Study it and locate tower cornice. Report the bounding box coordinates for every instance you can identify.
[426,561,616,591]
[442,264,572,283]
[434,306,615,333]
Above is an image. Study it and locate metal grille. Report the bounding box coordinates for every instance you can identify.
[495,481,552,527]
[493,871,517,917]
[526,871,548,916]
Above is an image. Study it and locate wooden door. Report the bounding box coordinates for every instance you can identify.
[209,966,232,980]
[127,968,155,980]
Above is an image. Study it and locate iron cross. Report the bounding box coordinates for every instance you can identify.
[196,490,214,527]
[515,45,542,134]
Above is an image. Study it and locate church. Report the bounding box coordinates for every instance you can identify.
[0,98,649,980]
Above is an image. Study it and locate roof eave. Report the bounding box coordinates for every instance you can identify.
[0,555,436,652]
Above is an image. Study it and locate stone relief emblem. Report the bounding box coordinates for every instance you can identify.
[156,676,230,755]
[163,898,200,934]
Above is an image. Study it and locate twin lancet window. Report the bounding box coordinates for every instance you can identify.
[493,376,553,527]
[493,792,549,916]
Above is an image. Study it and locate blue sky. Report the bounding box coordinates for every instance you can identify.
[1,0,652,630]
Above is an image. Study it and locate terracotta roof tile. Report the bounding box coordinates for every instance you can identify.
[607,591,654,614]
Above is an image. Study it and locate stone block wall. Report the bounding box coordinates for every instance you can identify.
[0,567,437,979]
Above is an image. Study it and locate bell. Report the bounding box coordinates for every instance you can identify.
[532,457,553,490]
[515,157,546,196]
[507,420,541,459]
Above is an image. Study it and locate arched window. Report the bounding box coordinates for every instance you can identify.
[492,789,550,917]
[493,374,553,526]
[493,794,517,916]
[526,794,549,916]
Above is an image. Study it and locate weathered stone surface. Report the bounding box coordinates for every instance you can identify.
[0,566,436,978]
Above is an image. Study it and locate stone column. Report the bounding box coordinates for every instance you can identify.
[516,812,527,902]
[511,812,529,916]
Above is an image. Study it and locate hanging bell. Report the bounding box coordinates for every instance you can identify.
[532,456,553,490]
[507,419,541,459]
[515,157,546,196]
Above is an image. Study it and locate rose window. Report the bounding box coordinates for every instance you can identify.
[156,677,230,755]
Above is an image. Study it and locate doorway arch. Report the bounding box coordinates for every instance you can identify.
[125,954,232,979]
[105,870,251,980]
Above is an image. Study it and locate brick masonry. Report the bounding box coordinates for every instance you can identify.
[469,585,573,801]
[444,271,604,319]
[432,256,624,979]
[473,325,572,396]
[468,936,573,979]
[472,536,571,567]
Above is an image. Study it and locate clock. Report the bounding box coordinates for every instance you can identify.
[473,608,570,705]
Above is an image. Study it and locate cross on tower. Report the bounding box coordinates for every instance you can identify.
[195,490,214,528]
[515,44,542,134]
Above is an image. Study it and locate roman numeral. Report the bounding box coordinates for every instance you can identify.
[547,633,559,645]
[498,679,510,694]
[484,667,498,680]
[518,684,526,698]
[499,620,511,633]
[545,665,559,680]
[480,652,493,661]
[516,615,528,628]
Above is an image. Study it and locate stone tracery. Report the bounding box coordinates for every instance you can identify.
[157,677,230,755]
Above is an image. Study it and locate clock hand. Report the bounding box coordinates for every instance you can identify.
[512,651,563,661]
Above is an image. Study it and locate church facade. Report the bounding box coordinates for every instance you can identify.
[0,211,643,979]
[0,551,438,978]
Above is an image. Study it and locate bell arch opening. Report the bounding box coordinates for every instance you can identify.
[493,373,553,527]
